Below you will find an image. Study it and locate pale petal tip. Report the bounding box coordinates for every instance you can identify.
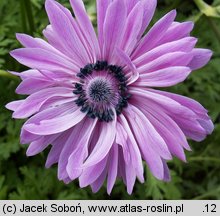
[16,33,25,40]
[26,149,34,157]
[169,9,177,18]
[5,102,13,111]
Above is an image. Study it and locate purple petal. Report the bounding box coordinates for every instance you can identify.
[103,0,127,61]
[83,112,117,167]
[126,105,172,160]
[157,21,194,45]
[162,160,171,182]
[139,105,188,160]
[135,66,191,87]
[43,25,69,57]
[16,33,76,64]
[132,10,176,58]
[114,48,139,85]
[119,115,144,183]
[79,156,108,188]
[45,130,72,168]
[96,0,112,50]
[171,114,207,142]
[138,0,157,38]
[188,48,213,70]
[137,52,193,73]
[66,119,97,180]
[69,0,100,61]
[57,119,92,180]
[10,48,78,73]
[24,107,85,135]
[16,78,54,95]
[116,122,130,164]
[12,87,73,118]
[125,162,136,195]
[107,144,118,195]
[130,88,196,118]
[125,0,157,39]
[151,89,214,137]
[153,89,208,114]
[133,37,197,67]
[26,134,59,156]
[90,169,107,193]
[124,107,164,180]
[121,2,143,55]
[6,100,24,112]
[45,0,90,65]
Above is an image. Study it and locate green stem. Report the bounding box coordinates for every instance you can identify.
[194,0,208,12]
[193,187,220,200]
[20,0,28,33]
[25,0,36,34]
[189,157,220,163]
[0,70,19,80]
[206,16,220,44]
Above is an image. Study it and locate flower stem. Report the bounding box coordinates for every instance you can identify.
[25,0,36,34]
[20,0,28,33]
[189,156,220,163]
[19,0,35,34]
[206,16,220,44]
[192,187,220,200]
[0,70,19,80]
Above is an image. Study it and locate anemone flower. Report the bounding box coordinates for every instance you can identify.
[6,0,214,194]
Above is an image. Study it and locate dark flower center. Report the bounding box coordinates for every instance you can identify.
[73,61,131,122]
[88,78,113,103]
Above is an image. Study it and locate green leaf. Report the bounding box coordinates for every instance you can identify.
[0,176,8,199]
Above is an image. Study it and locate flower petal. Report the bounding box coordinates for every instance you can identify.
[126,105,172,160]
[158,21,194,45]
[139,105,188,160]
[103,0,127,61]
[16,33,76,64]
[79,156,108,188]
[132,10,176,58]
[188,48,213,70]
[12,87,74,119]
[45,129,72,168]
[70,0,100,60]
[114,48,139,85]
[6,100,24,112]
[66,119,97,180]
[124,107,164,180]
[119,114,144,183]
[90,169,107,193]
[121,1,144,55]
[107,144,118,195]
[10,48,78,73]
[16,77,54,95]
[24,107,85,135]
[83,112,117,167]
[137,52,193,74]
[135,66,191,87]
[96,0,112,49]
[133,37,197,67]
[138,0,157,38]
[26,134,59,156]
[45,0,90,65]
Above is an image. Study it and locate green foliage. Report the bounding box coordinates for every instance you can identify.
[0,0,220,200]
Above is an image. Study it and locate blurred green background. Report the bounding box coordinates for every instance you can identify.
[0,0,220,200]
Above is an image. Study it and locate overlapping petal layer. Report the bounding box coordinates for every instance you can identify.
[7,0,213,194]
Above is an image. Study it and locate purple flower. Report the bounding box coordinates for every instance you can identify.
[7,0,214,194]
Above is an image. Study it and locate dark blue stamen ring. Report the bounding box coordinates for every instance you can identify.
[73,61,131,122]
